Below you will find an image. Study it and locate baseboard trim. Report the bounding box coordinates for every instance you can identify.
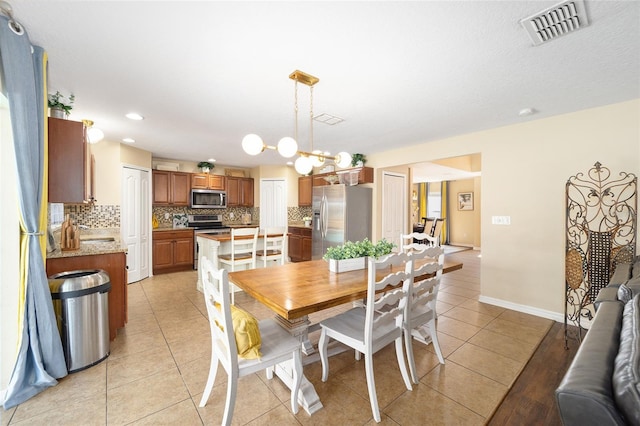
[478,295,564,322]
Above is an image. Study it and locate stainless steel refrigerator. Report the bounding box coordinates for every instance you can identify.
[312,184,372,260]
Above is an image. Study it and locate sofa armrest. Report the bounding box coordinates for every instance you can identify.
[556,302,626,425]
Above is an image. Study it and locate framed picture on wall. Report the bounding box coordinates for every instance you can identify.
[458,192,473,211]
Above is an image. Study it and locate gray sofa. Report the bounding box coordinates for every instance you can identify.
[556,258,640,426]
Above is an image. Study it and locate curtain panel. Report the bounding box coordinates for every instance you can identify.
[1,15,67,409]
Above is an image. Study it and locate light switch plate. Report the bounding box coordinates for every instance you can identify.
[492,216,511,225]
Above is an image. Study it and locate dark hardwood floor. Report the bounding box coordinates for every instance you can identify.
[487,321,580,425]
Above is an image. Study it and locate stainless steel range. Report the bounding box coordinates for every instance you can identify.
[189,214,230,269]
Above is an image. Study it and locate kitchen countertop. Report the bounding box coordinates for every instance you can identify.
[47,228,126,259]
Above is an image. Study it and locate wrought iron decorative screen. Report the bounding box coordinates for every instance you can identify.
[565,162,636,344]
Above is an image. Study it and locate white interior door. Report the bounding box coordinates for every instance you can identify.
[382,172,407,251]
[122,166,149,283]
[260,179,287,228]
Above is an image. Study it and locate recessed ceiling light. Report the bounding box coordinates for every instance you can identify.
[207,158,216,162]
[122,137,135,143]
[518,108,536,117]
[125,113,144,120]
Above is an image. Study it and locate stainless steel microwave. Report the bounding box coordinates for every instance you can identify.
[190,189,227,209]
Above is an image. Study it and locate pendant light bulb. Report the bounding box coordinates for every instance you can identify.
[311,150,325,167]
[277,137,298,158]
[242,134,265,155]
[87,127,104,144]
[294,155,313,175]
[335,152,352,168]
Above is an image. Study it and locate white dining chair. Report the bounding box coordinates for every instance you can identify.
[199,256,302,425]
[218,227,259,304]
[318,251,413,423]
[256,227,287,267]
[404,246,445,384]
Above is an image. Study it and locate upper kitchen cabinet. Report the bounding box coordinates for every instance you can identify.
[153,170,190,206]
[192,173,226,190]
[48,117,94,203]
[227,176,254,207]
[298,175,312,206]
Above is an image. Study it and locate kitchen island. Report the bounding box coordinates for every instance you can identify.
[46,229,128,341]
[196,232,286,292]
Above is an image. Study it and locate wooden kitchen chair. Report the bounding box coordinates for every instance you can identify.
[256,227,287,267]
[199,257,302,425]
[404,246,445,384]
[218,227,258,304]
[318,251,414,423]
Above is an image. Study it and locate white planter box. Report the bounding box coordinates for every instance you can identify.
[329,257,366,273]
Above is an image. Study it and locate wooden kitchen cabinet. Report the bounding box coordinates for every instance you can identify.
[227,177,254,207]
[288,226,312,262]
[46,252,127,341]
[48,117,94,203]
[152,229,194,274]
[153,170,190,206]
[298,175,312,207]
[192,173,226,190]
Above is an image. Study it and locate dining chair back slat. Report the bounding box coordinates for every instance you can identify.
[219,227,259,304]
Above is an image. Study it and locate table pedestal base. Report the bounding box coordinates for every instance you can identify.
[272,314,323,414]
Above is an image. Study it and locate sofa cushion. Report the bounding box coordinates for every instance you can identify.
[610,263,632,287]
[556,301,626,425]
[613,294,640,426]
[617,283,633,304]
[628,276,640,294]
[596,287,622,309]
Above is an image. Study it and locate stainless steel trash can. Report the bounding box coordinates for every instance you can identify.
[49,269,111,373]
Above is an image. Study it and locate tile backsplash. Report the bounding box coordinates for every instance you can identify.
[62,204,121,228]
[55,204,314,230]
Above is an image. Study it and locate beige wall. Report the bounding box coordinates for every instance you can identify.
[91,139,121,205]
[447,178,479,247]
[121,144,152,169]
[369,99,640,318]
[251,165,300,207]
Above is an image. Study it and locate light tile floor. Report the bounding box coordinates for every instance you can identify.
[1,249,553,425]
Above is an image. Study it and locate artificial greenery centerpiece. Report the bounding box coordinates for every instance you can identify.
[48,91,75,116]
[324,238,395,273]
[323,238,395,260]
[351,153,366,167]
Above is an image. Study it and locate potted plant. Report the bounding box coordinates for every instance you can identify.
[197,161,214,173]
[323,238,395,272]
[351,153,366,167]
[48,91,75,119]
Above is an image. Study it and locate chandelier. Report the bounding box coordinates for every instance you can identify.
[241,70,351,175]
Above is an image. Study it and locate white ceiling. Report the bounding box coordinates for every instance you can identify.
[8,1,640,170]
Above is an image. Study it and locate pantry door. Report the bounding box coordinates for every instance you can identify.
[260,178,287,228]
[381,171,407,251]
[122,166,150,282]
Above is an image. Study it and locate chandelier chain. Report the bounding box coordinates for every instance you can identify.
[309,85,314,153]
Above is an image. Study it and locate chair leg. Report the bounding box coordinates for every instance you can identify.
[319,329,329,382]
[429,320,445,364]
[404,326,419,385]
[364,352,381,423]
[199,352,219,407]
[222,371,238,426]
[291,349,303,414]
[395,336,413,390]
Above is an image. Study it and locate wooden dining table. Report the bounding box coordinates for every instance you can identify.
[227,257,463,415]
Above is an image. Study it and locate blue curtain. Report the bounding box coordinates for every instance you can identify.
[1,15,67,409]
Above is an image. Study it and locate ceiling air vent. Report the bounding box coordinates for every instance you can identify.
[520,0,589,46]
[314,113,344,126]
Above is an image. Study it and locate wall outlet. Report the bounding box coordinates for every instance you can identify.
[164,213,170,219]
[229,212,234,219]
[492,216,511,225]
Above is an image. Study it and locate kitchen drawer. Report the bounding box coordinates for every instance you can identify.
[153,229,193,240]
